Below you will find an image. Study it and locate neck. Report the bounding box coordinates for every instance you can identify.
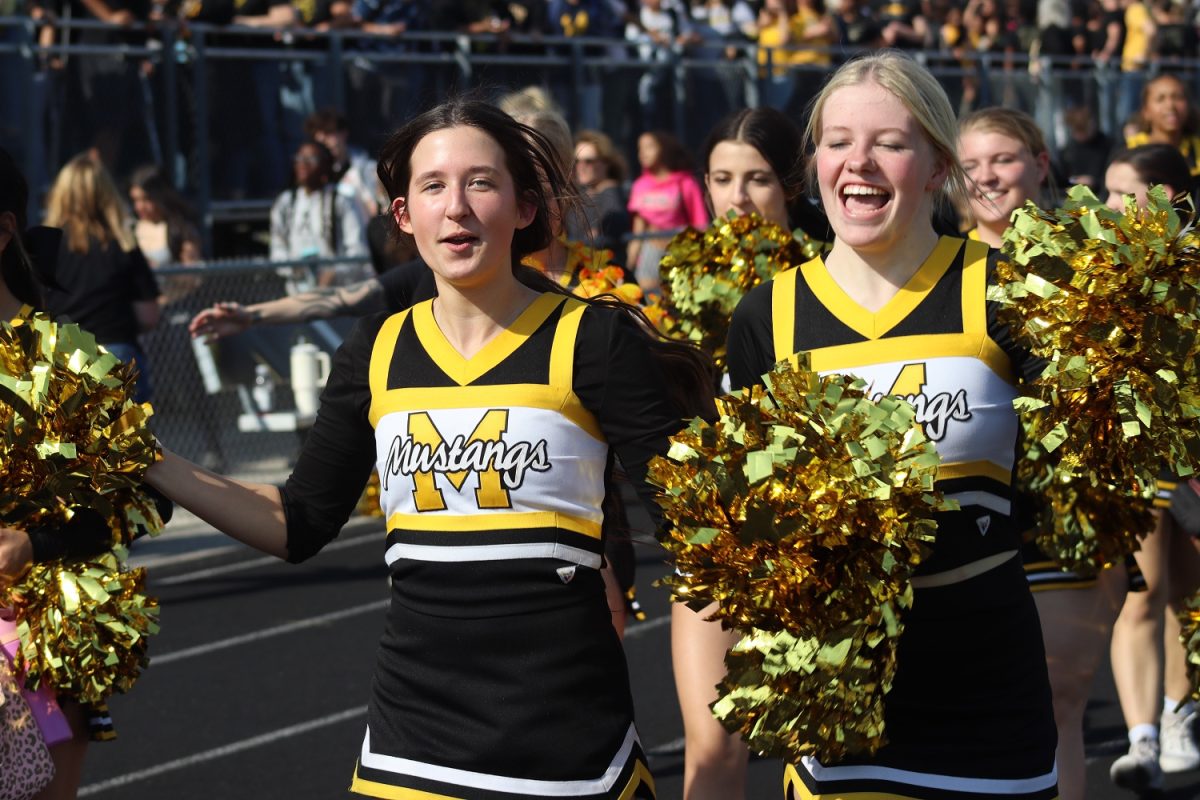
[1150,129,1184,147]
[527,237,569,279]
[824,225,940,312]
[974,220,1005,248]
[430,270,541,359]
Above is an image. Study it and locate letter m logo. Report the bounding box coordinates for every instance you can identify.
[407,410,511,512]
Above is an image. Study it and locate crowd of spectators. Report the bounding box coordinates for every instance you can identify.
[9,0,1200,71]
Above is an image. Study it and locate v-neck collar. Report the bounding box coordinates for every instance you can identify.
[412,292,566,386]
[801,235,961,340]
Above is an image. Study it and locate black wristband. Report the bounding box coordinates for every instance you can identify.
[28,507,115,563]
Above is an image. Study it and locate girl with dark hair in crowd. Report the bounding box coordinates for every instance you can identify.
[627,130,710,291]
[1125,74,1200,178]
[270,140,369,287]
[671,105,829,800]
[42,153,160,405]
[147,99,714,799]
[128,165,203,270]
[727,51,1058,800]
[1103,142,1200,795]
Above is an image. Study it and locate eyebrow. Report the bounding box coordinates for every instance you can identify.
[412,165,502,183]
[822,126,910,136]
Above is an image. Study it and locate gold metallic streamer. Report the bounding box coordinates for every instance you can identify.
[992,186,1200,573]
[7,551,158,706]
[657,214,823,370]
[1180,591,1200,703]
[650,356,949,760]
[0,310,163,702]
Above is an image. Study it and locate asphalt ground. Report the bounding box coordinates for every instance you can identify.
[73,507,1200,800]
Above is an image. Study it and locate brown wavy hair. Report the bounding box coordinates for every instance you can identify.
[376,98,716,420]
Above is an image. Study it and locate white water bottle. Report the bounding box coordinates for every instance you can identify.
[252,364,274,412]
[290,338,331,419]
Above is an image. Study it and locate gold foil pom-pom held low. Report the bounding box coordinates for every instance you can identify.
[649,355,950,761]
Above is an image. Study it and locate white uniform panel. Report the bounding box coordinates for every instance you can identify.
[822,355,1018,473]
[374,406,608,525]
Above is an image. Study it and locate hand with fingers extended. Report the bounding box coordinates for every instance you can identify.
[189,301,256,340]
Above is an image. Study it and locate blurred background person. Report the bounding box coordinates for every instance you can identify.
[626,129,708,291]
[569,129,632,271]
[1124,72,1200,178]
[1105,143,1200,797]
[42,153,160,404]
[270,140,369,287]
[304,109,383,217]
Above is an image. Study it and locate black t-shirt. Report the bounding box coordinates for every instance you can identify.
[44,239,160,344]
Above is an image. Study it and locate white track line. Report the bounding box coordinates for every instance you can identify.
[77,706,367,797]
[154,530,379,586]
[151,599,389,666]
[624,613,671,640]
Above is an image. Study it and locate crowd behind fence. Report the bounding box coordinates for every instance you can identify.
[6,15,1200,477]
[5,14,1200,243]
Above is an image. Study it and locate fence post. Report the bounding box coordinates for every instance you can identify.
[17,17,42,210]
[672,43,685,140]
[569,39,584,132]
[328,31,345,111]
[160,23,182,190]
[454,34,473,87]
[192,27,214,256]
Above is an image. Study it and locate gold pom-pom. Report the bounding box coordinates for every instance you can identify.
[0,312,164,541]
[649,356,949,761]
[651,355,943,633]
[992,186,1200,571]
[357,470,384,518]
[7,550,159,706]
[713,597,905,763]
[0,310,163,702]
[657,214,822,370]
[1180,590,1200,704]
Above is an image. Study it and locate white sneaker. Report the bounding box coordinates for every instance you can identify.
[1161,708,1200,773]
[1110,738,1165,794]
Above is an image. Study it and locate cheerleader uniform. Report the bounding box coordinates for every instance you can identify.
[280,292,672,799]
[727,236,1059,799]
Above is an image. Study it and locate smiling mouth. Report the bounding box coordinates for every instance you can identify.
[977,190,1006,202]
[841,184,891,214]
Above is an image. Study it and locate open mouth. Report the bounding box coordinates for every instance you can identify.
[441,234,480,252]
[841,184,892,215]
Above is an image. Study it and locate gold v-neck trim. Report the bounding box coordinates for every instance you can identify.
[801,236,962,340]
[413,292,566,386]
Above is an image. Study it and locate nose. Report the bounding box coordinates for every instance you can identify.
[732,178,752,206]
[1106,192,1125,212]
[974,160,997,186]
[445,183,470,220]
[846,142,876,173]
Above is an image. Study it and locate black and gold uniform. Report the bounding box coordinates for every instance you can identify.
[727,236,1059,800]
[1126,131,1200,177]
[280,292,670,799]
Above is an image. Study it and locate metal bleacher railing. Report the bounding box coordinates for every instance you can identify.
[5,14,1200,233]
[4,17,1200,477]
